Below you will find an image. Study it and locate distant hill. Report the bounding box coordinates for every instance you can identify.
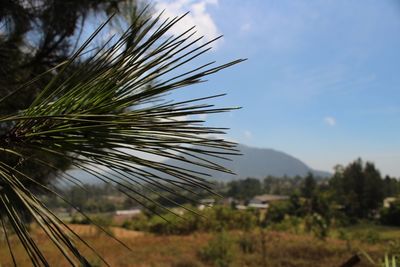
[163,144,331,182]
[66,144,331,184]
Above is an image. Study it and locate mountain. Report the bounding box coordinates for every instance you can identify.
[163,144,331,181]
[223,144,330,179]
[66,144,331,184]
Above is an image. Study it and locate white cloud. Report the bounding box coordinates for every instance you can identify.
[244,130,252,139]
[155,0,221,48]
[324,116,336,127]
[240,22,252,33]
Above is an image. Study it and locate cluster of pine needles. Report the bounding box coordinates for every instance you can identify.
[0,8,244,266]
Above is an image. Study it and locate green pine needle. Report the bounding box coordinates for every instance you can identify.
[0,9,243,266]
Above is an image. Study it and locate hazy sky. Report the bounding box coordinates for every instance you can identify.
[153,0,400,176]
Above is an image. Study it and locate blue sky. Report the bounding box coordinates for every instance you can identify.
[153,0,400,176]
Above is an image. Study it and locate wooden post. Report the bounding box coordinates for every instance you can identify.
[340,254,361,267]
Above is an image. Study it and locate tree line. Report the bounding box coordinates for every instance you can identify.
[223,158,400,227]
[46,158,400,228]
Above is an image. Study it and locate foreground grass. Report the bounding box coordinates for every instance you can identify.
[0,224,389,267]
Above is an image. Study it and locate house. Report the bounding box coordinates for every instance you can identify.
[219,197,235,206]
[113,209,142,224]
[247,194,289,210]
[115,208,141,216]
[198,198,215,210]
[248,203,269,209]
[384,197,398,208]
[235,204,248,210]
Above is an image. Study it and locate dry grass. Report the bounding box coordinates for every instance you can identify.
[67,224,144,239]
[0,226,386,267]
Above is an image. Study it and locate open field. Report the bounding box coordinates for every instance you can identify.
[68,224,144,239]
[338,223,400,241]
[0,224,390,267]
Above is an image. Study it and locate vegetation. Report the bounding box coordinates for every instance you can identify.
[111,158,400,265]
[0,226,388,267]
[1,1,399,266]
[330,159,385,219]
[2,161,400,265]
[227,178,263,201]
[46,158,400,237]
[120,206,257,235]
[198,231,233,267]
[0,1,244,265]
[0,0,146,186]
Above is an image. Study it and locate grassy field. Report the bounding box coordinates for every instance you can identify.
[0,224,391,267]
[339,223,400,241]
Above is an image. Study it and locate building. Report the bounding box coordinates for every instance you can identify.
[384,197,398,208]
[198,198,215,210]
[247,194,289,210]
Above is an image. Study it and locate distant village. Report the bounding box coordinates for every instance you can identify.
[112,194,289,221]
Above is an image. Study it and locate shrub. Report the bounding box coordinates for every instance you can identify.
[201,206,258,232]
[238,232,256,254]
[304,213,329,240]
[269,215,302,234]
[121,213,150,232]
[132,206,259,235]
[265,201,292,224]
[198,231,234,267]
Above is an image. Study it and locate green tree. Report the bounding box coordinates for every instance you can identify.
[227,178,263,200]
[301,172,316,199]
[363,162,384,212]
[330,159,383,219]
[0,6,243,266]
[383,175,400,197]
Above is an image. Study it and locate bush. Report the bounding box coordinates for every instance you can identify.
[198,231,234,267]
[201,206,258,232]
[148,215,179,235]
[304,213,329,240]
[269,215,302,234]
[265,201,292,224]
[238,232,256,254]
[121,213,150,232]
[129,206,260,235]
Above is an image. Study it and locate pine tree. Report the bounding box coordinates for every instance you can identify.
[0,4,243,265]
